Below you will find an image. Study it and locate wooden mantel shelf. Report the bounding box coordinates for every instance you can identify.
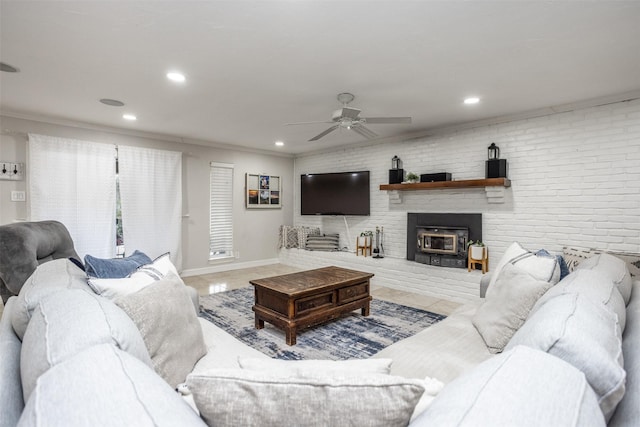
[379,177,511,191]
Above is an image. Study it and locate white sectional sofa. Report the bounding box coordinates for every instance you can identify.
[0,234,638,426]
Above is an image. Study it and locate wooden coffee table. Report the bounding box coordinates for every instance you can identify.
[250,266,374,345]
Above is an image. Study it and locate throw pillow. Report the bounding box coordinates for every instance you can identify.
[19,344,206,427]
[536,249,570,280]
[20,289,152,403]
[575,253,633,305]
[115,272,207,388]
[413,345,605,427]
[86,273,156,300]
[297,226,321,249]
[238,357,393,376]
[473,262,555,353]
[186,369,425,427]
[86,252,178,299]
[487,242,560,295]
[133,252,179,280]
[562,246,600,272]
[84,250,152,278]
[505,292,625,421]
[305,234,340,251]
[278,225,300,249]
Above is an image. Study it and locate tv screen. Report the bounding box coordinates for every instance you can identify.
[300,171,370,216]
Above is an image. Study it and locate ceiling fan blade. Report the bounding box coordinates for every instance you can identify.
[309,125,339,141]
[285,120,333,126]
[362,117,412,124]
[341,107,361,119]
[351,124,378,139]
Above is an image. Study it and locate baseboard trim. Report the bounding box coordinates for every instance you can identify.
[180,258,280,277]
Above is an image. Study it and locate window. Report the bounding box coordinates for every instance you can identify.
[210,162,234,260]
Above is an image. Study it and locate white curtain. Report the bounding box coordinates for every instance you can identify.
[118,145,182,270]
[28,134,117,259]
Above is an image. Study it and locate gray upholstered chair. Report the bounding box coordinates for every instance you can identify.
[0,220,79,302]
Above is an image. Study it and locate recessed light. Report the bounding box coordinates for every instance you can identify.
[0,62,19,73]
[275,141,284,147]
[123,114,137,121]
[166,72,186,83]
[464,97,480,105]
[100,98,125,107]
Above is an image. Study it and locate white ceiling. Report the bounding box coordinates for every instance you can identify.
[1,1,640,155]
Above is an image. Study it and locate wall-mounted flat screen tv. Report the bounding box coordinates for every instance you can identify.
[300,171,370,216]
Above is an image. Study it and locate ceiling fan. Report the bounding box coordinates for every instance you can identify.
[286,93,412,141]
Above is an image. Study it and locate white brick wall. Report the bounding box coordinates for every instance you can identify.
[282,99,640,303]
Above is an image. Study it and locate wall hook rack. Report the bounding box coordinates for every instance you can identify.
[0,162,24,181]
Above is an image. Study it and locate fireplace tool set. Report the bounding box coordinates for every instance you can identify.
[373,226,384,259]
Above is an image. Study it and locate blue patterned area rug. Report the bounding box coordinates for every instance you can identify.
[199,287,446,360]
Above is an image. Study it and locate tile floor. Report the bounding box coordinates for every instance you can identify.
[0,264,462,321]
[182,263,462,316]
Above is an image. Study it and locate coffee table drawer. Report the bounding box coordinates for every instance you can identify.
[337,282,369,304]
[295,292,334,316]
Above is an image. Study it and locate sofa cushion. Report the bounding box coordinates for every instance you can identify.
[506,292,625,421]
[84,249,152,278]
[18,343,206,427]
[575,253,633,305]
[371,304,492,384]
[534,269,627,332]
[488,241,560,294]
[87,252,178,299]
[0,297,25,426]
[412,345,605,427]
[11,258,94,340]
[191,318,270,374]
[115,272,206,388]
[187,369,425,427]
[20,289,152,403]
[238,357,393,376]
[473,261,555,353]
[609,279,640,426]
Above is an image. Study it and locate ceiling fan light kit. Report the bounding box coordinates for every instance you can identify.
[288,93,412,142]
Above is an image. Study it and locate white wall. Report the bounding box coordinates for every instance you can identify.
[0,115,294,272]
[286,99,640,302]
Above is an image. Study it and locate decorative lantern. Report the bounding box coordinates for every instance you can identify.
[488,143,500,160]
[389,156,404,184]
[391,155,403,170]
[486,143,508,179]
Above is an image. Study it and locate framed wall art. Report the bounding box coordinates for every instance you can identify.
[246,173,281,208]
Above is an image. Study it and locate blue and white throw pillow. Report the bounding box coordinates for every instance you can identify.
[84,250,152,278]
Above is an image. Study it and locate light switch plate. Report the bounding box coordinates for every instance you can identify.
[11,191,26,202]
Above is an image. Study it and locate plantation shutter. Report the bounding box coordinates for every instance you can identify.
[209,162,234,259]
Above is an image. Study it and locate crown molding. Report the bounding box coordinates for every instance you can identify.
[0,110,294,159]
